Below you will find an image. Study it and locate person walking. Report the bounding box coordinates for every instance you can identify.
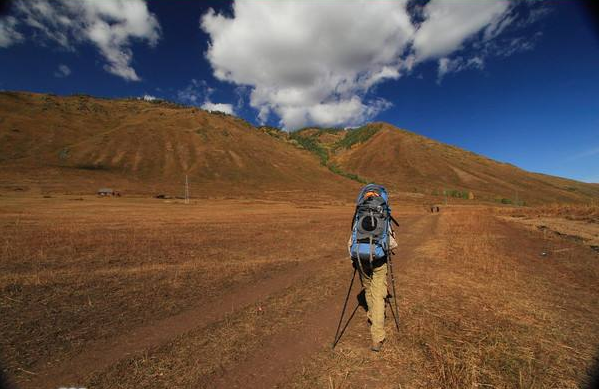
[347,195,397,352]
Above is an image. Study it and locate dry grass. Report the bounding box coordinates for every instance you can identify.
[85,265,344,389]
[496,204,599,250]
[499,203,599,222]
[289,209,599,388]
[2,196,598,388]
[0,194,352,384]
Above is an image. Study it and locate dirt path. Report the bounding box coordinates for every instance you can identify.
[23,261,325,389]
[22,214,434,389]
[209,214,437,389]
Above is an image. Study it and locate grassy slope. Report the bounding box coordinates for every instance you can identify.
[327,122,599,204]
[0,92,357,197]
[2,92,597,204]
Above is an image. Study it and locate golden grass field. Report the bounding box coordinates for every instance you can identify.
[1,195,598,388]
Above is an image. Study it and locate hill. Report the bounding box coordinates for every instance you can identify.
[1,91,597,204]
[0,92,357,198]
[289,123,599,205]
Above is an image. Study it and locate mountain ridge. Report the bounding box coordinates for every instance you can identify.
[1,91,597,204]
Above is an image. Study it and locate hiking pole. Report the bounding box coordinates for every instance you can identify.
[332,268,357,349]
[332,301,360,349]
[386,289,400,331]
[387,256,401,331]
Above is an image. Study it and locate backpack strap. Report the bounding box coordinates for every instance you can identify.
[350,208,357,229]
[369,235,374,267]
[390,215,399,227]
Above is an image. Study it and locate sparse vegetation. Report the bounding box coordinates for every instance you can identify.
[328,163,368,184]
[289,132,329,165]
[501,203,599,222]
[2,92,598,204]
[289,130,370,183]
[75,163,108,171]
[443,189,472,199]
[333,124,380,150]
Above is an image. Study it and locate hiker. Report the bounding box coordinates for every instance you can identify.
[347,185,398,352]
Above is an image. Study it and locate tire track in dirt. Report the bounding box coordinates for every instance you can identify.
[22,261,328,389]
[209,214,437,389]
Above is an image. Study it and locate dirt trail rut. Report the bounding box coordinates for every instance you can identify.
[210,214,438,389]
[24,261,325,389]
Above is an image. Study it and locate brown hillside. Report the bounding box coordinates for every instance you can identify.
[0,92,357,197]
[330,123,599,204]
[1,92,596,204]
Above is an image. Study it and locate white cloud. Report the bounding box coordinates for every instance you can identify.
[201,101,234,115]
[54,64,71,78]
[0,16,23,47]
[177,79,234,114]
[201,0,547,130]
[177,79,213,105]
[201,0,413,129]
[412,0,511,63]
[142,94,157,101]
[430,1,549,80]
[10,0,161,81]
[437,56,484,82]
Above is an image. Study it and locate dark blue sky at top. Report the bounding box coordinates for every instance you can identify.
[1,1,598,183]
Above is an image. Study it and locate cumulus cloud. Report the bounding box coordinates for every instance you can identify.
[142,94,157,101]
[201,101,234,115]
[54,64,71,78]
[8,0,160,81]
[0,16,23,47]
[202,0,547,129]
[201,1,413,129]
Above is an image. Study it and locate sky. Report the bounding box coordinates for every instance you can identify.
[0,0,598,183]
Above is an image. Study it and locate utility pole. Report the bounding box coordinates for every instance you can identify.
[185,174,190,204]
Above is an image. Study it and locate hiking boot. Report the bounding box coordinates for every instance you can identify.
[371,339,385,352]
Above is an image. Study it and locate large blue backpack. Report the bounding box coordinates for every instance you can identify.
[349,184,398,270]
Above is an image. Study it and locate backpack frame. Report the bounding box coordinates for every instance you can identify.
[349,184,398,272]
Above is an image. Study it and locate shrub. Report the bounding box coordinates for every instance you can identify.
[289,133,329,165]
[334,125,380,150]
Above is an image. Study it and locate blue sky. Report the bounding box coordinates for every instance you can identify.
[0,0,598,183]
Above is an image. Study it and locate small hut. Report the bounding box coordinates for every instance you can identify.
[97,188,114,196]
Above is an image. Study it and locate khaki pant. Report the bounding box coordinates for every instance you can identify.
[359,264,387,344]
